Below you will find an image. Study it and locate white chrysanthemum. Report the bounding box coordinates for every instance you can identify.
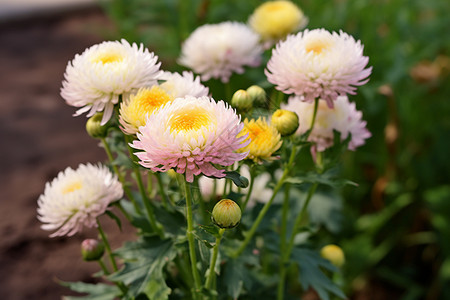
[179,21,263,83]
[61,39,162,125]
[266,29,372,107]
[282,95,371,151]
[37,163,123,237]
[132,96,249,182]
[159,71,210,98]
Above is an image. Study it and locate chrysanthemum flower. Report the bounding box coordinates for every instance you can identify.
[248,0,307,47]
[159,71,210,99]
[282,95,371,151]
[119,71,209,135]
[179,21,263,83]
[266,29,372,107]
[37,163,123,237]
[119,86,174,135]
[237,117,282,163]
[131,96,249,182]
[61,39,162,125]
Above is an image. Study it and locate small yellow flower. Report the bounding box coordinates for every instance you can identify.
[271,109,299,136]
[320,244,345,267]
[119,86,173,134]
[249,0,307,45]
[238,117,282,163]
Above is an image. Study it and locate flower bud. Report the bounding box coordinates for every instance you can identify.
[271,109,299,136]
[231,89,253,112]
[86,113,108,139]
[246,85,266,105]
[81,239,105,261]
[320,244,345,267]
[211,199,241,229]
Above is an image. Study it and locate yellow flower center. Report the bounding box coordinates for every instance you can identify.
[170,108,211,132]
[62,181,82,195]
[94,52,123,64]
[305,39,331,54]
[247,124,270,146]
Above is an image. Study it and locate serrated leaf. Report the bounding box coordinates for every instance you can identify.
[291,248,346,300]
[60,281,121,300]
[222,258,244,299]
[109,237,176,300]
[105,210,122,231]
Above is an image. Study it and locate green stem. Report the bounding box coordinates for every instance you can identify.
[101,138,141,215]
[277,183,291,300]
[285,182,318,258]
[303,98,319,141]
[232,145,298,258]
[241,167,255,211]
[183,180,202,299]
[225,82,232,102]
[96,218,118,272]
[155,172,170,208]
[147,171,153,197]
[97,259,110,275]
[205,228,225,290]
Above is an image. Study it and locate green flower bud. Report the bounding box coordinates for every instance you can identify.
[211,199,241,229]
[81,239,105,261]
[271,109,299,136]
[320,244,345,267]
[86,113,108,139]
[246,85,266,105]
[231,89,253,112]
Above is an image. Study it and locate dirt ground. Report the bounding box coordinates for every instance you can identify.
[0,8,135,299]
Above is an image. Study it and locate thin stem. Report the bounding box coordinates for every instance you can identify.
[97,259,110,275]
[241,167,255,211]
[205,228,225,290]
[183,180,202,299]
[225,82,232,102]
[232,145,297,258]
[155,172,170,208]
[303,98,319,141]
[285,182,318,257]
[101,138,141,215]
[96,218,118,272]
[147,171,153,197]
[222,178,228,197]
[277,183,291,300]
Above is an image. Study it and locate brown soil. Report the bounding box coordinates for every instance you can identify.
[0,8,134,300]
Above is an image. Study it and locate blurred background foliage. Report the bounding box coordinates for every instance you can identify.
[99,0,449,298]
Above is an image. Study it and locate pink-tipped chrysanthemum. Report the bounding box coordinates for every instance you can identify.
[37,163,123,237]
[131,96,249,182]
[179,22,263,83]
[266,29,372,107]
[61,39,162,125]
[282,95,371,151]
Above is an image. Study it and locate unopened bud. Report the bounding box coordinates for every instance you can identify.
[231,89,253,112]
[320,244,345,267]
[246,85,266,105]
[211,199,241,229]
[81,239,105,261]
[271,109,299,136]
[86,113,108,139]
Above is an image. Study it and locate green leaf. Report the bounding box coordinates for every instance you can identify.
[222,258,244,299]
[109,237,176,300]
[60,281,121,300]
[291,248,346,300]
[224,171,249,188]
[105,210,122,231]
